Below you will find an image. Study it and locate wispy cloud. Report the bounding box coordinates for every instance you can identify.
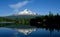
[9,0,29,9]
[9,0,29,13]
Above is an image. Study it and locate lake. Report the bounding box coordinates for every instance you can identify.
[0,26,60,37]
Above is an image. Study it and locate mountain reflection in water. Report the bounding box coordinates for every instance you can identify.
[0,27,60,37]
[0,27,26,37]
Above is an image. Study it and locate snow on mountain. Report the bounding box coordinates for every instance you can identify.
[16,9,37,15]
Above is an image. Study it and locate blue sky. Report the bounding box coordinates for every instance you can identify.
[0,0,60,16]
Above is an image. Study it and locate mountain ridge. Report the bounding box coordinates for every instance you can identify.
[5,9,39,19]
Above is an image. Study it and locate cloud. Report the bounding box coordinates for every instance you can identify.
[9,0,29,9]
[9,0,29,13]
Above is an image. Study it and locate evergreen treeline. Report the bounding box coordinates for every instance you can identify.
[30,12,60,28]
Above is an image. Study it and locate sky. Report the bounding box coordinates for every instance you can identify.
[0,0,60,16]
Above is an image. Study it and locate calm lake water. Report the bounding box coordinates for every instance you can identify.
[0,27,60,37]
[0,22,60,37]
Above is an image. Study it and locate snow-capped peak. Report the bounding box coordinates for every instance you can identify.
[17,9,37,15]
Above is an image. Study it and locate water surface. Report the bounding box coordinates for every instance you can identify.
[0,24,60,37]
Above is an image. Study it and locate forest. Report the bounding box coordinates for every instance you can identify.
[0,12,60,28]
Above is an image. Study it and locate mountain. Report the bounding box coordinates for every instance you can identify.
[14,9,37,15]
[5,9,38,19]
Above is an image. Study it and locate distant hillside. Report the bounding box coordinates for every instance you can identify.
[5,15,38,19]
